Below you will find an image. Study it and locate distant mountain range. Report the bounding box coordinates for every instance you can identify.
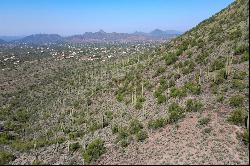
[0,29,182,44]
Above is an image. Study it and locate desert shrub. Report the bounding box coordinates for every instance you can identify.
[198,116,211,126]
[195,52,209,64]
[119,138,130,147]
[170,87,186,98]
[229,95,244,107]
[116,92,124,102]
[14,108,31,123]
[88,122,102,132]
[138,97,146,103]
[231,79,247,91]
[155,67,166,77]
[160,77,167,88]
[32,160,44,165]
[117,127,129,140]
[184,82,201,95]
[174,61,184,68]
[210,82,218,94]
[227,108,247,126]
[105,111,113,120]
[233,71,247,80]
[111,124,119,134]
[241,129,249,145]
[182,60,195,75]
[165,53,178,65]
[148,118,166,129]
[69,142,81,152]
[157,94,167,104]
[129,119,143,134]
[234,44,249,55]
[136,130,148,142]
[209,56,226,71]
[216,95,225,102]
[214,69,227,84]
[173,73,181,80]
[0,151,15,165]
[168,102,184,123]
[203,127,212,134]
[82,138,106,164]
[154,88,163,98]
[0,132,16,145]
[240,51,249,62]
[186,99,203,112]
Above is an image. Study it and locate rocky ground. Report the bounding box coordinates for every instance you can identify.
[97,109,249,165]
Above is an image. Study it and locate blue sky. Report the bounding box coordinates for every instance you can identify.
[0,0,234,36]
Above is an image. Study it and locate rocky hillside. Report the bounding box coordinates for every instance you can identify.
[0,0,249,165]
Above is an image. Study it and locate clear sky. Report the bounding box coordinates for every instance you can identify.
[0,0,235,36]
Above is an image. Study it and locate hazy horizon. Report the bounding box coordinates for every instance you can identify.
[0,0,234,36]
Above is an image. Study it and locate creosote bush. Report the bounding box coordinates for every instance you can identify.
[148,118,167,130]
[82,138,106,164]
[129,119,143,134]
[227,108,247,126]
[186,99,203,112]
[168,102,185,123]
[229,95,244,107]
[0,151,15,165]
[136,130,148,142]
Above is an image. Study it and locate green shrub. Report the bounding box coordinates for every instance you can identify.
[136,130,148,142]
[69,142,81,152]
[32,160,44,165]
[82,138,106,164]
[195,52,209,64]
[184,82,201,95]
[229,95,244,107]
[234,44,249,55]
[111,124,119,134]
[157,94,167,104]
[170,87,186,98]
[209,56,226,71]
[0,151,15,165]
[216,95,225,102]
[198,116,211,126]
[88,122,102,132]
[0,132,15,145]
[203,127,212,134]
[181,60,195,75]
[129,119,143,134]
[119,138,130,147]
[135,102,143,110]
[241,129,249,145]
[227,108,247,126]
[138,97,146,103]
[231,80,247,91]
[168,103,184,123]
[148,118,166,130]
[117,127,129,140]
[214,69,227,84]
[233,71,247,80]
[210,83,218,94]
[165,53,178,65]
[155,67,166,76]
[240,51,249,62]
[154,88,163,98]
[116,92,124,102]
[105,111,113,120]
[14,108,31,123]
[186,99,203,112]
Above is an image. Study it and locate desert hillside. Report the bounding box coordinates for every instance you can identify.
[0,0,249,165]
